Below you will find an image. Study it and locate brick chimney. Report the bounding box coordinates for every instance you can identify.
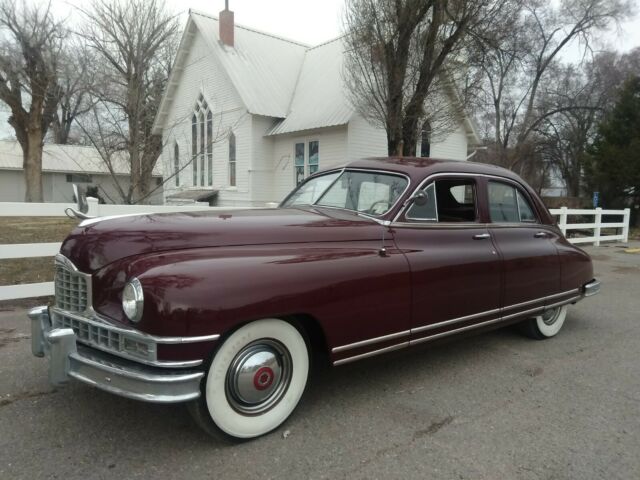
[219,0,234,47]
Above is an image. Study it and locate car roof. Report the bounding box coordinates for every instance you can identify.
[340,157,520,183]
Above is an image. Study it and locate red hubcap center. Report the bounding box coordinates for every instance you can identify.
[253,366,275,390]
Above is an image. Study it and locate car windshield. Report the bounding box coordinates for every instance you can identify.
[282,170,408,216]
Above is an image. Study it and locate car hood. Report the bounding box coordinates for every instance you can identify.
[60,207,384,272]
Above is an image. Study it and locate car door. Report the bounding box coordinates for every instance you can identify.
[392,175,502,344]
[485,179,561,316]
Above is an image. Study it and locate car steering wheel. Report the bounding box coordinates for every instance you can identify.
[367,200,390,215]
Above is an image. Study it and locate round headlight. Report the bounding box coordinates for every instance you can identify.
[122,277,144,323]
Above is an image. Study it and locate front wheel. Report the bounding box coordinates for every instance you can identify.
[519,305,568,340]
[189,318,309,440]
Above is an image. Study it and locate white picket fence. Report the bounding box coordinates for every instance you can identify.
[0,202,632,302]
[0,198,251,301]
[549,207,630,246]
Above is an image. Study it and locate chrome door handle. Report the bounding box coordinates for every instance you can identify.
[472,233,491,240]
[534,232,549,238]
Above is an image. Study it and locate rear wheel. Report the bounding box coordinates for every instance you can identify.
[188,318,309,440]
[520,305,568,340]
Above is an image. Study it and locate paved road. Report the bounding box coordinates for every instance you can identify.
[1,243,639,480]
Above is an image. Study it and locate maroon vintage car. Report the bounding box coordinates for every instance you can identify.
[29,157,600,439]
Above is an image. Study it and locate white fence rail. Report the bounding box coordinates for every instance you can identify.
[0,202,632,302]
[0,198,251,301]
[549,207,630,246]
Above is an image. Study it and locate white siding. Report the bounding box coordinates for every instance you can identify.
[160,30,254,206]
[250,115,277,203]
[347,114,387,161]
[429,122,468,161]
[271,126,348,202]
[0,171,162,204]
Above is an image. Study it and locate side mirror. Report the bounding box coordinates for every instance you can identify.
[411,191,429,207]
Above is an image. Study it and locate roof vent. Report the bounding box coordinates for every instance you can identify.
[219,0,234,47]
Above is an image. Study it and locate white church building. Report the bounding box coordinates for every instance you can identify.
[152,6,480,206]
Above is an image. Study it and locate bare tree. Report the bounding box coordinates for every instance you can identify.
[474,0,633,175]
[535,48,640,196]
[78,0,178,204]
[343,0,512,156]
[0,0,64,201]
[51,41,97,144]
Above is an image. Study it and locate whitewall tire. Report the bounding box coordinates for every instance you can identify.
[520,305,568,340]
[189,319,309,440]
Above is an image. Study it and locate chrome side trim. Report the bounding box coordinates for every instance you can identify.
[499,304,547,322]
[411,308,500,334]
[501,288,580,312]
[392,171,541,224]
[546,295,581,310]
[331,330,410,354]
[332,288,586,365]
[410,316,506,346]
[333,342,409,366]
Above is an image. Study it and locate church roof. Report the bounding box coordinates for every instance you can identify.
[267,37,353,135]
[153,10,479,144]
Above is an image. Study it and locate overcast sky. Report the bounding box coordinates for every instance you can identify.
[1,0,639,139]
[181,0,640,52]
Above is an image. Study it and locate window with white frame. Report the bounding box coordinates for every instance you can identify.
[174,142,180,186]
[228,131,236,187]
[191,94,213,187]
[294,140,320,185]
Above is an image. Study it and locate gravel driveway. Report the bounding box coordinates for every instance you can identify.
[1,242,639,480]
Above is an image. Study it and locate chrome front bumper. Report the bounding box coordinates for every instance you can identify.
[28,306,204,403]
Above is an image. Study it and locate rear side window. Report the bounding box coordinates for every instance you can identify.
[406,178,477,222]
[488,181,537,223]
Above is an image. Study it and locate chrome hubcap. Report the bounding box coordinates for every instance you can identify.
[541,307,560,325]
[225,339,292,415]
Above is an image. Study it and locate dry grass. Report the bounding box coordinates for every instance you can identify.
[0,217,77,287]
[0,217,77,244]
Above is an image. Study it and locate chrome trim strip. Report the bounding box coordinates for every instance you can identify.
[411,297,580,346]
[50,307,220,345]
[410,316,506,346]
[499,304,546,322]
[331,330,410,354]
[501,288,580,312]
[411,308,500,334]
[333,342,409,366]
[331,288,585,363]
[392,171,539,224]
[50,308,211,368]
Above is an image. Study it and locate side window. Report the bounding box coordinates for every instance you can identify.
[406,178,477,222]
[516,190,537,222]
[406,183,437,220]
[488,181,538,223]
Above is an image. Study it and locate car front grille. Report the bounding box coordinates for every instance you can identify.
[55,261,89,312]
[52,255,155,364]
[52,311,154,362]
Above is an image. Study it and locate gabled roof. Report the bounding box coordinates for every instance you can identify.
[0,141,162,176]
[153,10,481,144]
[267,37,353,135]
[153,10,308,133]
